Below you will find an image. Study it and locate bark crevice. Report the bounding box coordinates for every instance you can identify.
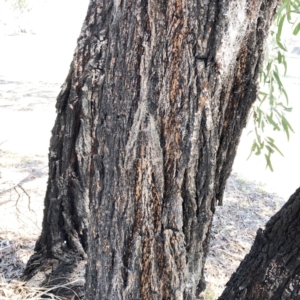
[22,0,279,299]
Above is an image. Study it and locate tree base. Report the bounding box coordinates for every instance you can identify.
[22,252,86,299]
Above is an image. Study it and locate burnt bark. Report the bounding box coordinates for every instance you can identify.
[23,0,278,299]
[219,186,300,300]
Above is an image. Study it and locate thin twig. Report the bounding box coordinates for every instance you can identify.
[0,166,47,195]
[0,199,12,206]
[17,184,31,211]
[0,175,32,196]
[14,187,20,210]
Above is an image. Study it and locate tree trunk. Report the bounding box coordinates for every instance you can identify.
[23,0,278,299]
[219,186,300,300]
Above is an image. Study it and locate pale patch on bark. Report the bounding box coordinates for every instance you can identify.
[216,1,258,78]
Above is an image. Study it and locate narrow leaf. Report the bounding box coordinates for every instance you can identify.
[265,154,274,172]
[282,55,287,75]
[284,107,293,112]
[255,146,261,156]
[267,115,280,131]
[266,139,284,156]
[266,145,275,154]
[257,108,262,127]
[276,15,286,43]
[275,2,287,18]
[282,114,295,132]
[293,22,300,35]
[282,88,289,105]
[247,141,257,160]
[286,2,292,21]
[278,51,282,63]
[282,116,291,140]
[273,70,283,90]
[277,40,287,51]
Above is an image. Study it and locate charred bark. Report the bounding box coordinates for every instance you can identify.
[83,1,278,299]
[219,186,300,300]
[23,0,278,299]
[22,4,96,295]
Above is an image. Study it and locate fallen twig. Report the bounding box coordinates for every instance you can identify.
[17,184,31,211]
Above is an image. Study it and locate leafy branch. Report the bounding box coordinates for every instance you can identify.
[248,0,300,171]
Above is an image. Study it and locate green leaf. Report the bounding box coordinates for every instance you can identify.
[277,40,288,51]
[275,2,287,18]
[266,61,273,75]
[249,0,297,168]
[282,115,294,133]
[273,70,283,90]
[284,106,293,112]
[274,108,283,122]
[265,154,274,172]
[282,88,289,105]
[282,119,290,140]
[258,91,268,103]
[282,55,287,75]
[293,22,300,35]
[277,51,282,63]
[281,114,295,140]
[290,1,300,10]
[286,2,292,21]
[266,138,284,156]
[267,115,280,131]
[255,146,262,156]
[276,15,286,43]
[257,108,263,127]
[277,102,293,112]
[266,145,275,154]
[247,141,257,160]
[255,127,263,147]
[258,91,268,97]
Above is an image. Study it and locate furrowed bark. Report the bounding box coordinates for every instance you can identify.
[22,0,279,299]
[22,3,98,295]
[219,186,300,300]
[83,1,278,299]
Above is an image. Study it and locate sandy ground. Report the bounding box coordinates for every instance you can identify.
[0,2,299,299]
[0,0,89,240]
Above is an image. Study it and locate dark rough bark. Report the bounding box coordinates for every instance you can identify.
[219,186,300,300]
[83,0,278,299]
[23,0,278,299]
[22,6,93,295]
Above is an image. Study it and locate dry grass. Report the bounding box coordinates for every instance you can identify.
[0,233,63,300]
[0,232,82,299]
[0,277,82,300]
[0,233,34,280]
[0,279,62,300]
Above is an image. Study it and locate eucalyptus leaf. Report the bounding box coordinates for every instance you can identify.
[293,22,300,35]
[276,15,285,43]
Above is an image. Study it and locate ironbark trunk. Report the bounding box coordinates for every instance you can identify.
[219,186,300,300]
[23,0,278,299]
